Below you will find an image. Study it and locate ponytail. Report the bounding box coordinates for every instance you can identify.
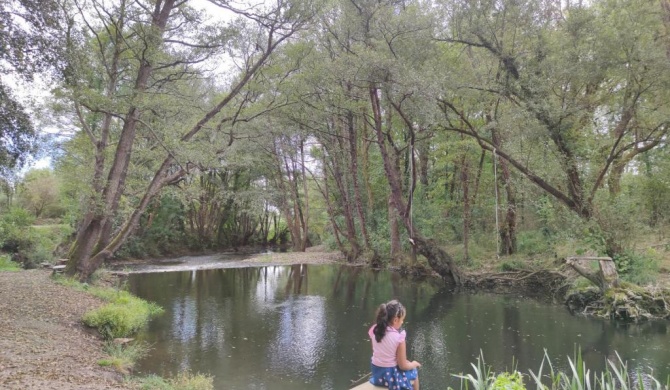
[373,300,406,342]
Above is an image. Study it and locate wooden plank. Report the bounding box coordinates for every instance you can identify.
[350,382,381,390]
[565,256,613,261]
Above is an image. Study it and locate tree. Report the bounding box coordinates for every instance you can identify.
[437,0,670,256]
[0,0,67,177]
[59,0,316,280]
[0,85,38,176]
[18,168,60,218]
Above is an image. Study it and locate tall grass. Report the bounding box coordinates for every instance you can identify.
[452,349,669,390]
[98,341,150,374]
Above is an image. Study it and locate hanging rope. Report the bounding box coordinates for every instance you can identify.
[409,141,414,238]
[493,148,500,260]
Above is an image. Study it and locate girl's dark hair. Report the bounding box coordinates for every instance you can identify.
[373,300,406,342]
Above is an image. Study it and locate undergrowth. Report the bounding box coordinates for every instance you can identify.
[0,254,21,271]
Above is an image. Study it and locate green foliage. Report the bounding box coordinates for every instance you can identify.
[136,372,214,390]
[517,231,552,256]
[612,250,659,285]
[491,372,525,390]
[117,195,186,259]
[17,168,64,218]
[0,207,71,268]
[0,254,20,271]
[0,84,39,177]
[0,207,37,266]
[98,341,150,374]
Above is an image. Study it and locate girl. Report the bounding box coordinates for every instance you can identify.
[368,300,421,390]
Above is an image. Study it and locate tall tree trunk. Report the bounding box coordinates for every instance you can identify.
[300,138,311,248]
[491,126,517,255]
[347,111,371,250]
[67,0,177,279]
[388,195,402,264]
[460,151,471,262]
[77,157,185,278]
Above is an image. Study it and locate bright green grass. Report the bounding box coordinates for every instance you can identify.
[54,275,164,340]
[135,372,214,390]
[0,254,21,271]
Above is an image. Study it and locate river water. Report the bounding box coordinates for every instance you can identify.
[128,264,670,390]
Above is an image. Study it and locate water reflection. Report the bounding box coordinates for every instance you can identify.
[129,265,670,390]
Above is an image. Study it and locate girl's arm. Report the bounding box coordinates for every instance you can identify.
[396,341,421,370]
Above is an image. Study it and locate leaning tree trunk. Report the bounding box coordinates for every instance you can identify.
[370,86,462,284]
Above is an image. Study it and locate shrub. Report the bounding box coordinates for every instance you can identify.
[0,209,71,268]
[0,207,35,254]
[612,249,659,285]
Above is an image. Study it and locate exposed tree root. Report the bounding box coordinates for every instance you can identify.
[566,284,670,322]
[461,269,569,300]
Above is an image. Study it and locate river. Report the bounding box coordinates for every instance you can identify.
[127,264,670,390]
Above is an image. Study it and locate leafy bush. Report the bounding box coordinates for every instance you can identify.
[136,372,214,390]
[612,249,659,285]
[0,207,35,253]
[0,208,71,268]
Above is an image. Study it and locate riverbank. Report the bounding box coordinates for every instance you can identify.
[108,246,348,274]
[0,249,345,389]
[0,270,131,389]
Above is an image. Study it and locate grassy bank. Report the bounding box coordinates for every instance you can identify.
[53,274,213,390]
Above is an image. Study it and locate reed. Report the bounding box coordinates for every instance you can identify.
[452,349,668,390]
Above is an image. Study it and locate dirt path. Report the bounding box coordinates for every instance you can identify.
[0,270,131,390]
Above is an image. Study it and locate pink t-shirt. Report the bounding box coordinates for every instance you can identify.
[368,324,406,367]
